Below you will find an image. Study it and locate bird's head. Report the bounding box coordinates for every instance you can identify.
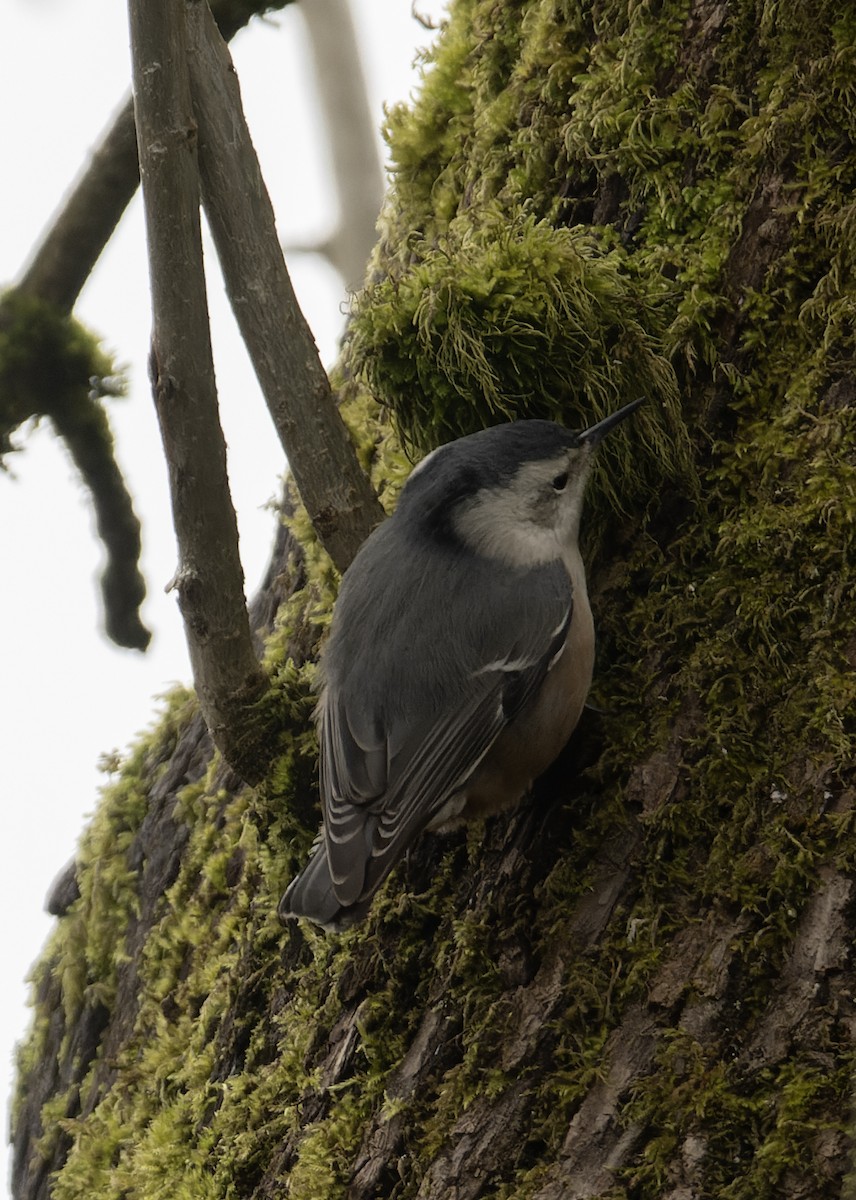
[398,397,644,567]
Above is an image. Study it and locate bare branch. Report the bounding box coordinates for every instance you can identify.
[17,99,140,314]
[129,0,267,777]
[9,6,289,655]
[15,2,290,315]
[185,0,385,572]
[10,0,382,657]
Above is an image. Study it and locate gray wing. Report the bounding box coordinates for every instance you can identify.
[321,571,572,909]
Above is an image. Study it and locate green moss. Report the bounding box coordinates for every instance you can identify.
[30,677,328,1199]
[380,0,480,235]
[623,1037,854,1199]
[0,289,122,455]
[354,0,856,1189]
[351,209,684,450]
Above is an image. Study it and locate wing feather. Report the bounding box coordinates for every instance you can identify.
[321,563,573,911]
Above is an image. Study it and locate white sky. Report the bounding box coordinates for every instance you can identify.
[0,1,443,1190]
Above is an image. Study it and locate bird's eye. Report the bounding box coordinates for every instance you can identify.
[551,470,569,492]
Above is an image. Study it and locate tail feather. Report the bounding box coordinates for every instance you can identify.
[278,840,373,931]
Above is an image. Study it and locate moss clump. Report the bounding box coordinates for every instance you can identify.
[0,289,121,455]
[350,209,682,449]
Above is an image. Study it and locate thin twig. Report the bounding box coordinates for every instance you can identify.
[128,0,268,779]
[186,0,385,572]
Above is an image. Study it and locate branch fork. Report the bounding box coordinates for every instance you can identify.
[128,0,383,779]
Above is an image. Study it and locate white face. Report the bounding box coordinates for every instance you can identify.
[452,446,594,567]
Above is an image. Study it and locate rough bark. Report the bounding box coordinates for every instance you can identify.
[11,1,856,1199]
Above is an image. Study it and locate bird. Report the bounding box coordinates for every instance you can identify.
[279,397,644,929]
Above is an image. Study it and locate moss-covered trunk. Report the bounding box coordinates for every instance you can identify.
[12,1,856,1197]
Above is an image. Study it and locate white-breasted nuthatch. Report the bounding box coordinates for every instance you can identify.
[279,397,644,929]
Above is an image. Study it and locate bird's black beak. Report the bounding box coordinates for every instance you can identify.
[577,396,645,446]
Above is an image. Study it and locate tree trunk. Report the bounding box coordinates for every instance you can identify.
[12,2,856,1198]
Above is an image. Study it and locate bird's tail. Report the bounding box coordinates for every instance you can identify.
[278,840,370,931]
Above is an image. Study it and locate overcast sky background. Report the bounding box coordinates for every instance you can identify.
[0,1,443,1188]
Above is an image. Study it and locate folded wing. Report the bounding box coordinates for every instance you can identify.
[322,563,573,910]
